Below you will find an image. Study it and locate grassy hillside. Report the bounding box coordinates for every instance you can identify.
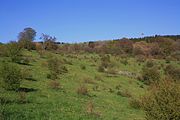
[0,50,147,120]
[1,50,180,120]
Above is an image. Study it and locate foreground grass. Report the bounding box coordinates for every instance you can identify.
[0,50,156,120]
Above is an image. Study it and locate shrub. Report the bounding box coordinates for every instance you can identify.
[86,101,101,117]
[98,65,105,72]
[63,58,73,65]
[47,57,61,74]
[18,92,27,103]
[98,54,113,73]
[129,98,141,109]
[18,57,30,65]
[0,97,7,119]
[100,54,111,68]
[0,45,6,57]
[141,66,161,85]
[93,85,99,91]
[165,56,172,63]
[141,79,180,120]
[48,80,61,90]
[106,68,117,74]
[84,77,95,84]
[80,64,86,70]
[117,90,132,98]
[60,66,68,73]
[21,68,32,80]
[47,72,58,80]
[6,41,22,63]
[47,57,68,79]
[86,101,94,114]
[164,65,180,82]
[77,85,88,95]
[115,84,122,90]
[145,60,154,68]
[0,62,23,90]
[120,58,128,65]
[136,55,146,63]
[108,88,114,93]
[94,75,103,81]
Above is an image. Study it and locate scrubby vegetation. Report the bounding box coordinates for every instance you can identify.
[141,79,180,120]
[0,62,23,90]
[0,28,180,120]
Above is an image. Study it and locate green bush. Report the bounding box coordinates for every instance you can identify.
[47,72,58,80]
[0,97,7,119]
[47,57,61,74]
[136,55,146,63]
[83,77,95,84]
[98,65,105,72]
[18,92,28,103]
[0,62,23,90]
[120,58,128,65]
[6,42,22,63]
[145,60,155,68]
[141,80,180,120]
[100,54,111,68]
[48,80,61,90]
[129,98,141,109]
[117,89,132,98]
[106,68,117,74]
[80,64,86,70]
[98,54,112,72]
[77,85,88,95]
[0,45,6,57]
[47,57,68,80]
[164,64,180,82]
[18,57,30,65]
[21,68,32,80]
[94,75,103,81]
[141,66,161,85]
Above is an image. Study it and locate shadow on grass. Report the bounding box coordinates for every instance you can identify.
[0,97,31,105]
[25,77,37,81]
[0,97,15,104]
[17,62,33,66]
[18,87,38,92]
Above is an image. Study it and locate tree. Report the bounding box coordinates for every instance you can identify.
[18,27,36,50]
[142,79,180,120]
[0,62,23,90]
[40,34,58,50]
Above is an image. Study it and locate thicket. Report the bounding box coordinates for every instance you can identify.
[0,62,23,91]
[164,64,180,82]
[141,61,161,85]
[6,42,22,63]
[142,79,180,120]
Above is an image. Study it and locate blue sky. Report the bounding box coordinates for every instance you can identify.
[0,0,179,43]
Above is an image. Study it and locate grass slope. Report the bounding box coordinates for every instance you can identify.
[1,50,151,120]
